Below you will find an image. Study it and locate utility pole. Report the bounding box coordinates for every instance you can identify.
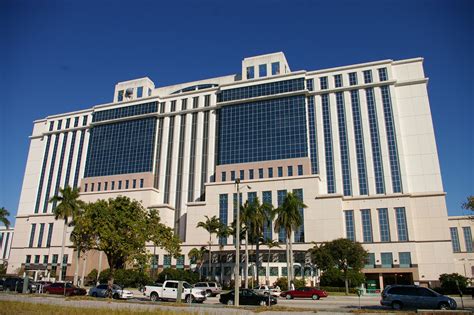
[234,178,241,306]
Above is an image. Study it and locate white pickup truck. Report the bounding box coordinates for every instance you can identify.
[143,280,207,303]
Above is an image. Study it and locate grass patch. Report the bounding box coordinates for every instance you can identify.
[0,300,204,315]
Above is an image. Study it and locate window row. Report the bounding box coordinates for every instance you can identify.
[25,254,67,265]
[117,86,152,102]
[246,62,281,79]
[84,178,145,192]
[93,102,158,123]
[450,226,473,253]
[364,252,412,268]
[28,223,54,248]
[150,254,185,268]
[344,207,409,243]
[159,94,211,114]
[220,164,305,182]
[48,115,88,132]
[318,67,388,90]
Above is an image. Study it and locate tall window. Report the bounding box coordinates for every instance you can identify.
[381,252,393,268]
[336,92,351,196]
[118,90,124,102]
[298,164,303,176]
[322,94,335,193]
[307,96,318,174]
[258,168,264,179]
[26,255,31,264]
[246,66,254,79]
[378,208,391,242]
[37,223,45,247]
[361,209,373,243]
[163,255,171,268]
[293,189,304,243]
[287,165,293,176]
[399,252,411,267]
[365,253,375,268]
[277,190,287,243]
[320,77,328,90]
[259,64,267,77]
[46,223,53,247]
[306,79,314,91]
[463,227,473,253]
[366,88,385,194]
[378,68,388,81]
[344,210,355,241]
[262,191,272,241]
[271,62,280,75]
[137,86,143,98]
[29,224,36,248]
[349,72,358,85]
[268,168,273,178]
[249,169,254,180]
[230,171,235,181]
[239,170,244,180]
[350,90,368,195]
[219,194,228,245]
[334,74,342,88]
[277,167,283,177]
[363,70,372,83]
[450,227,461,252]
[395,207,409,241]
[221,172,226,182]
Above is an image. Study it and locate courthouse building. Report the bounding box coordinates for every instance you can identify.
[7,52,471,289]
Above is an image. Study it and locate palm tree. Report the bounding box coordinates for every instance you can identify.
[261,239,280,285]
[188,246,207,279]
[49,186,84,284]
[0,207,11,229]
[274,192,307,288]
[216,224,231,283]
[240,200,257,288]
[196,215,221,280]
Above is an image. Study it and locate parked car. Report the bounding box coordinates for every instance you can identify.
[43,282,87,296]
[144,280,206,303]
[193,282,222,297]
[89,284,133,299]
[380,285,457,310]
[3,277,37,293]
[219,288,278,306]
[280,287,328,300]
[253,284,281,297]
[0,278,4,291]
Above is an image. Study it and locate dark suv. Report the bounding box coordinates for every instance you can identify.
[3,277,37,293]
[381,285,456,310]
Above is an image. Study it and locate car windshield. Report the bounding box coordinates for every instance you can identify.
[183,282,192,289]
[113,284,122,290]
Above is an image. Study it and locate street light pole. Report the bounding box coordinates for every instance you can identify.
[234,178,241,306]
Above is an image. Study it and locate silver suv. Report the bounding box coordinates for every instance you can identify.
[381,285,457,310]
[193,282,221,297]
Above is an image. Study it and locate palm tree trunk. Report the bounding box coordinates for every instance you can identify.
[244,230,249,288]
[58,220,67,282]
[74,247,80,285]
[255,240,260,286]
[267,247,270,285]
[80,253,87,287]
[289,237,294,287]
[208,234,212,281]
[285,237,290,288]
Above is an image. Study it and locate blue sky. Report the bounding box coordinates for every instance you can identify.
[1,0,473,226]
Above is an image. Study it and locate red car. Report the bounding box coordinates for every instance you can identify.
[43,282,87,296]
[280,287,328,300]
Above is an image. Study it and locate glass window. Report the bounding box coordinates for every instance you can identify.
[450,227,461,252]
[262,191,272,240]
[230,171,235,181]
[111,181,115,190]
[395,207,409,241]
[378,208,391,242]
[297,165,303,176]
[74,117,79,127]
[336,92,351,196]
[364,253,375,268]
[219,194,228,245]
[84,183,88,192]
[148,88,152,96]
[277,167,283,177]
[221,172,226,182]
[90,183,94,192]
[361,209,373,243]
[334,74,342,88]
[137,86,143,98]
[63,254,68,263]
[259,64,267,77]
[37,223,45,247]
[322,94,335,193]
[181,98,187,110]
[163,255,171,267]
[29,224,36,248]
[350,90,368,195]
[170,100,176,112]
[246,66,254,79]
[258,168,264,179]
[26,255,31,264]
[344,210,355,241]
[104,182,108,191]
[363,70,372,83]
[270,267,278,276]
[49,121,54,131]
[34,255,40,264]
[118,90,124,102]
[320,77,328,90]
[97,182,101,191]
[43,255,49,264]
[118,180,122,189]
[378,68,388,81]
[268,167,273,178]
[271,62,280,75]
[249,169,254,180]
[82,115,88,126]
[46,223,53,247]
[287,165,293,176]
[463,227,473,252]
[306,79,314,91]
[125,180,129,189]
[140,179,144,188]
[57,120,62,130]
[366,88,385,194]
[65,118,70,129]
[204,95,211,107]
[239,170,244,180]
[381,252,393,268]
[52,254,58,264]
[133,179,136,189]
[399,252,411,267]
[349,72,358,86]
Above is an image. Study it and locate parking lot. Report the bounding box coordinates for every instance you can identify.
[1,290,473,314]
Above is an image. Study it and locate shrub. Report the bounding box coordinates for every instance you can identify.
[320,267,364,287]
[155,269,200,284]
[97,268,152,288]
[86,269,98,285]
[439,273,468,293]
[272,277,306,291]
[319,286,357,294]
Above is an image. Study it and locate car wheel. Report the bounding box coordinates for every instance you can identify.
[392,301,403,310]
[264,292,269,296]
[259,300,267,306]
[45,290,50,294]
[113,293,120,299]
[312,294,320,300]
[92,292,98,298]
[205,290,212,297]
[439,302,450,310]
[227,299,234,305]
[150,292,159,302]
[286,294,292,300]
[185,295,193,303]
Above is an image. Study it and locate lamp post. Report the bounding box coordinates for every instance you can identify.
[234,178,241,306]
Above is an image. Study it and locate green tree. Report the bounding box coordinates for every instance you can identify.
[188,247,207,279]
[462,196,474,220]
[148,209,182,258]
[310,238,368,295]
[261,239,280,285]
[216,224,231,282]
[240,200,256,288]
[0,207,11,229]
[49,186,84,283]
[70,209,95,286]
[196,215,221,280]
[83,196,150,285]
[439,273,469,293]
[274,192,306,287]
